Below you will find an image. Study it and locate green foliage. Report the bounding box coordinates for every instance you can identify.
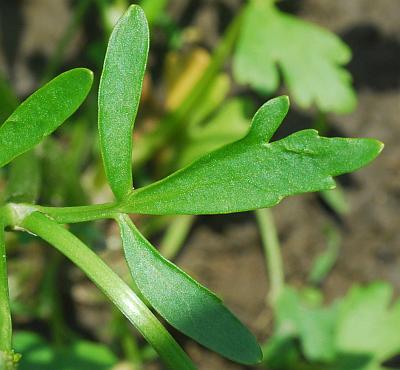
[0,69,93,168]
[233,0,356,113]
[117,213,261,365]
[337,283,400,369]
[20,211,196,370]
[13,332,117,370]
[308,226,341,285]
[263,283,400,370]
[122,96,381,215]
[98,5,149,200]
[0,4,384,370]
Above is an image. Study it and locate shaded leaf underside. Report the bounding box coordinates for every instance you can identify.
[117,213,262,365]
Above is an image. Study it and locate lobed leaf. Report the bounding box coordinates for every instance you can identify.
[98,5,149,200]
[117,213,262,365]
[336,282,400,366]
[120,96,382,215]
[0,68,93,168]
[233,1,356,113]
[264,283,400,370]
[274,287,338,362]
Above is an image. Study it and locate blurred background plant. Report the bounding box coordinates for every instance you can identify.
[0,0,399,369]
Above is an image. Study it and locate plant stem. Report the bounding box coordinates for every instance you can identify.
[0,212,18,370]
[111,308,143,369]
[255,208,284,306]
[20,211,196,370]
[36,202,119,223]
[308,224,341,285]
[0,215,11,351]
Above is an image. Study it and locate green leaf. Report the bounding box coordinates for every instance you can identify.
[336,282,400,367]
[264,283,400,370]
[120,96,382,215]
[0,68,93,168]
[117,213,262,365]
[233,0,356,113]
[98,5,149,200]
[21,211,195,370]
[274,287,338,363]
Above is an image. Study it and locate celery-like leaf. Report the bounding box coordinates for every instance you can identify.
[233,1,356,113]
[0,68,93,168]
[117,213,262,365]
[265,283,400,370]
[121,96,382,215]
[337,282,400,368]
[98,5,149,200]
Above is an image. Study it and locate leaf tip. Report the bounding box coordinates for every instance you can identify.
[362,138,384,162]
[327,137,384,177]
[70,67,94,91]
[248,95,289,142]
[126,4,148,24]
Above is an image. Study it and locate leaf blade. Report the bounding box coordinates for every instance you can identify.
[98,5,149,200]
[120,96,382,215]
[21,211,196,370]
[0,68,93,168]
[233,1,356,113]
[117,213,262,365]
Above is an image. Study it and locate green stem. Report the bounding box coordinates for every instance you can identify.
[111,308,143,369]
[36,202,119,224]
[0,215,12,352]
[121,331,143,369]
[133,8,245,167]
[19,211,196,370]
[255,208,284,306]
[0,212,19,370]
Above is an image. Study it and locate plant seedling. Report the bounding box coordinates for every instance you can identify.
[0,5,382,370]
